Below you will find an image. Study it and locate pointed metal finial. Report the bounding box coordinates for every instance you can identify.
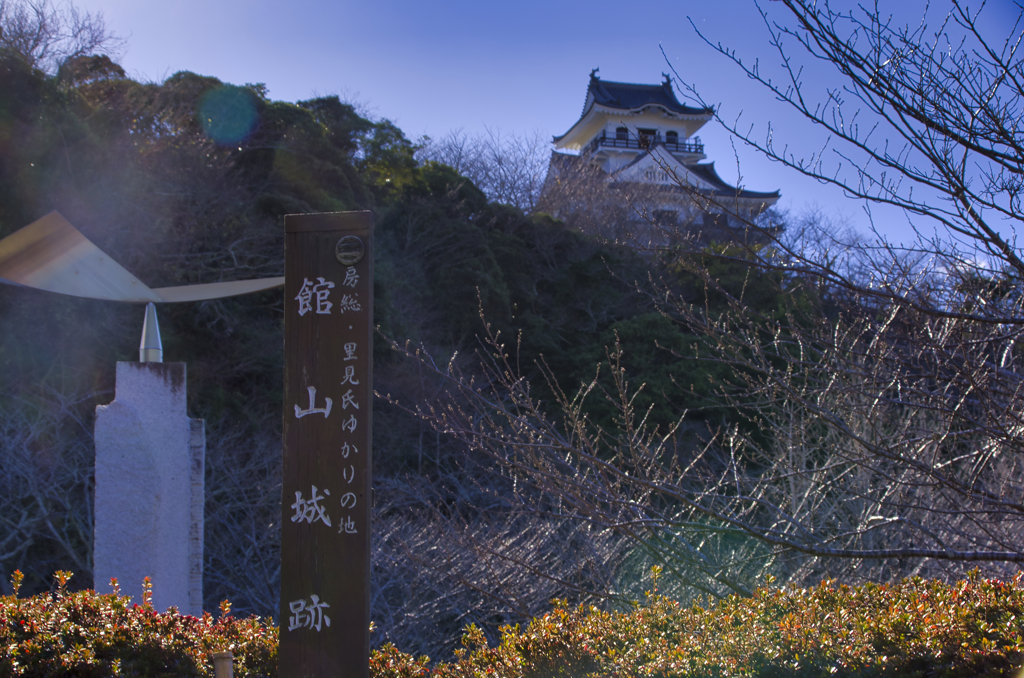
[139,302,163,362]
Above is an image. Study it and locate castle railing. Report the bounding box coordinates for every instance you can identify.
[584,133,704,155]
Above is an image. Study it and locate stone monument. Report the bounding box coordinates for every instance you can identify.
[0,211,284,615]
[0,214,284,614]
[93,304,205,614]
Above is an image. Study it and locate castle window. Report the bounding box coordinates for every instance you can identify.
[638,128,656,148]
[666,130,679,145]
[615,126,628,141]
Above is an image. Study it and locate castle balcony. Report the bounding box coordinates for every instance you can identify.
[584,131,704,156]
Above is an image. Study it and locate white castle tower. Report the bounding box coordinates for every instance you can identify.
[542,70,780,243]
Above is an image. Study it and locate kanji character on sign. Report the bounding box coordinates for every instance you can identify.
[294,386,332,419]
[343,342,358,361]
[339,389,359,410]
[288,595,331,632]
[337,293,361,313]
[295,277,335,316]
[342,266,359,288]
[339,365,359,385]
[339,516,358,535]
[290,485,332,527]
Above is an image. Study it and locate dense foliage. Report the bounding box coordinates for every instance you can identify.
[377,571,1024,678]
[1,571,276,677]
[5,571,1024,677]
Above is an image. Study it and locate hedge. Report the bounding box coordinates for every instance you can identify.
[5,570,1024,676]
[1,571,275,676]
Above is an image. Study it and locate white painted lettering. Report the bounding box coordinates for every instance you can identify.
[288,595,331,632]
[337,293,361,314]
[339,365,359,385]
[294,386,332,419]
[343,342,358,361]
[290,485,332,527]
[342,266,359,288]
[339,389,359,410]
[295,277,335,316]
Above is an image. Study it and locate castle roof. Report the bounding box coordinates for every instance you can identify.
[607,146,780,201]
[553,70,713,149]
[583,71,712,117]
[686,161,781,200]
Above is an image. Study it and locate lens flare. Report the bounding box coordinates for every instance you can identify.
[198,86,257,144]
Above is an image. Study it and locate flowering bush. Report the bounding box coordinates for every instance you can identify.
[6,570,1024,676]
[1,571,276,677]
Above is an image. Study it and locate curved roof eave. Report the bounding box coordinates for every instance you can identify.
[609,180,781,202]
[553,104,713,147]
[686,162,781,199]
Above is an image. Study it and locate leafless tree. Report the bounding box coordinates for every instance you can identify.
[391,0,1024,598]
[0,0,121,73]
[198,411,629,653]
[370,473,628,657]
[534,153,759,249]
[201,420,282,617]
[418,128,550,212]
[534,155,639,242]
[0,389,97,595]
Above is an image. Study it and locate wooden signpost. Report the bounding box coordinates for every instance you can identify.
[281,211,373,678]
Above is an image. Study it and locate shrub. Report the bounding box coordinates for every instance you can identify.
[6,570,1024,677]
[1,571,276,677]
[376,571,1024,678]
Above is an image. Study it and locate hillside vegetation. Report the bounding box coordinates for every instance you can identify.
[0,43,783,655]
[5,0,1024,663]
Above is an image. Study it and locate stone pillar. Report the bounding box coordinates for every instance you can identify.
[94,361,205,616]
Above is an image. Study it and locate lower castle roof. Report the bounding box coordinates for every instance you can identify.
[548,149,779,202]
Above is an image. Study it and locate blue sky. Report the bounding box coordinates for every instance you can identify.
[77,0,1023,245]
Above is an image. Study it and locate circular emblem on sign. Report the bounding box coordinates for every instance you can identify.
[335,236,364,266]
